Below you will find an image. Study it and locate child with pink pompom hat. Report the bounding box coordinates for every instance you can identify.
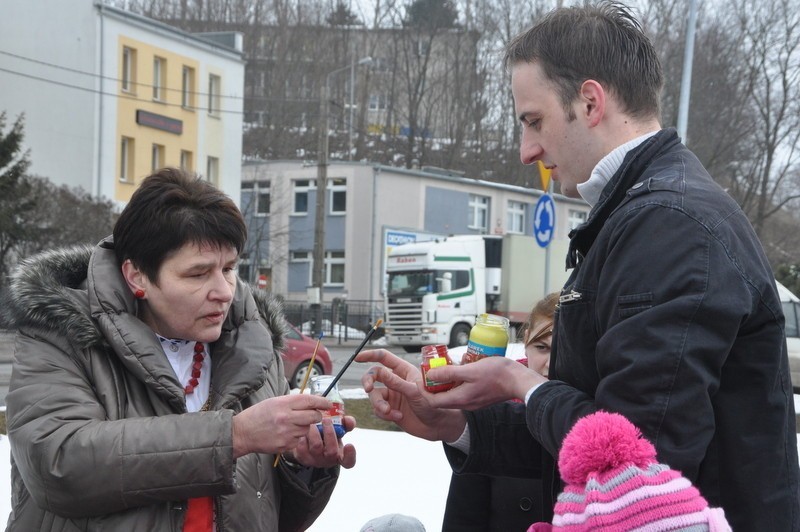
[528,411,731,531]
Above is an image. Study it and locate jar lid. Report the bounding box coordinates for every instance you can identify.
[477,313,509,328]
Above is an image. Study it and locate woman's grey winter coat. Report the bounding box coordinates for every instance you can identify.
[3,238,338,531]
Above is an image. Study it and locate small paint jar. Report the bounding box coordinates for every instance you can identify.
[420,344,455,393]
[309,375,346,438]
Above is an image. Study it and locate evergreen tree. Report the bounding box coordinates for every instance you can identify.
[326,1,361,26]
[0,112,36,284]
[405,0,458,30]
[0,113,117,287]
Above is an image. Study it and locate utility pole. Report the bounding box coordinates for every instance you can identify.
[310,57,371,336]
[348,55,356,160]
[677,0,699,143]
[311,83,330,336]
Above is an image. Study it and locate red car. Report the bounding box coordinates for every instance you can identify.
[281,324,333,389]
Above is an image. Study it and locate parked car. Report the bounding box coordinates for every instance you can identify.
[281,324,333,389]
[778,281,800,393]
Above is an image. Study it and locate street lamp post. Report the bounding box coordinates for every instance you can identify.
[310,56,372,336]
[348,56,373,159]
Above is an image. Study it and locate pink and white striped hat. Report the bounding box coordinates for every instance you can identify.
[528,411,731,531]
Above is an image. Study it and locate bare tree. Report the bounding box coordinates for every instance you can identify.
[725,0,800,238]
[15,178,118,258]
[636,0,800,266]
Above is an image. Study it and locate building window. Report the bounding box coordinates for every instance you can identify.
[368,93,387,111]
[299,73,312,99]
[290,251,311,262]
[468,194,490,232]
[122,47,136,93]
[180,150,193,171]
[208,74,221,116]
[245,180,271,216]
[417,40,430,57]
[182,66,195,108]
[293,179,313,214]
[120,136,134,182]
[329,178,346,214]
[206,156,219,185]
[237,255,252,283]
[507,200,526,234]
[153,56,165,101]
[325,251,345,286]
[151,144,164,172]
[372,57,392,72]
[568,209,588,230]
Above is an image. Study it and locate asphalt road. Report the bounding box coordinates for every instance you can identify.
[326,342,419,391]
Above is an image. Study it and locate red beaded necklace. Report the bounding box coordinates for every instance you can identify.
[185,341,205,395]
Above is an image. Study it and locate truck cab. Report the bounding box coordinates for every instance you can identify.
[384,236,488,351]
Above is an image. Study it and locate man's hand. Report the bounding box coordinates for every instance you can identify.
[425,356,547,410]
[356,348,466,442]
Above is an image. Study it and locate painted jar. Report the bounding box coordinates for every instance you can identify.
[420,344,455,393]
[462,313,510,364]
[310,375,346,438]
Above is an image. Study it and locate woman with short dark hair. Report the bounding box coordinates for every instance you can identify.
[4,168,355,531]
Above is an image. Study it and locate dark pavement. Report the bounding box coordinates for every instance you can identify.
[326,340,418,391]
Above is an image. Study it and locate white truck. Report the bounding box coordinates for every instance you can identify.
[383,234,571,351]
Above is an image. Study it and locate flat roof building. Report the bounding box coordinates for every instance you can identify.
[240,160,591,308]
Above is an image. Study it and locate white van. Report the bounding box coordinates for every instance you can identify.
[778,280,800,392]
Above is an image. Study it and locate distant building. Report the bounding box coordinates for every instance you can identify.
[240,160,590,305]
[0,1,245,204]
[243,25,480,145]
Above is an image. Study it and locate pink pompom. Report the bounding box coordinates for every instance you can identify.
[558,411,657,485]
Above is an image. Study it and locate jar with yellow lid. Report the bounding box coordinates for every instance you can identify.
[462,314,510,364]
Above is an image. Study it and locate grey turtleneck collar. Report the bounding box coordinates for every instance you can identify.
[576,131,659,208]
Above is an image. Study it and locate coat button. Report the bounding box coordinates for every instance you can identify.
[519,497,533,511]
[256,491,263,499]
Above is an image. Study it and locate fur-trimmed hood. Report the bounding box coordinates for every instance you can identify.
[3,241,286,352]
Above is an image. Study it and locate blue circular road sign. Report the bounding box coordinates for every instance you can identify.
[534,194,555,248]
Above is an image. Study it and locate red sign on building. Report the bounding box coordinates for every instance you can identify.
[136,110,183,135]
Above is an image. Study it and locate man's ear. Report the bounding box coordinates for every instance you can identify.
[121,259,146,295]
[579,79,606,128]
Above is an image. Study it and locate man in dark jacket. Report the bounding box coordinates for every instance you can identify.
[357,3,800,529]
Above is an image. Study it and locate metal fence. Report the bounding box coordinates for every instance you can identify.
[282,299,385,343]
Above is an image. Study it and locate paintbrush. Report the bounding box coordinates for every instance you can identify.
[321,318,383,397]
[274,331,324,467]
[298,331,324,393]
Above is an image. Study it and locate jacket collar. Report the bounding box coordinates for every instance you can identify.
[566,128,681,268]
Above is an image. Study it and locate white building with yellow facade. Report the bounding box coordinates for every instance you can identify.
[0,1,244,205]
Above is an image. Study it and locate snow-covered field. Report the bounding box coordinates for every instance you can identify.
[0,397,797,530]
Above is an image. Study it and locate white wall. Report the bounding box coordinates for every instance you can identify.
[0,1,99,191]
